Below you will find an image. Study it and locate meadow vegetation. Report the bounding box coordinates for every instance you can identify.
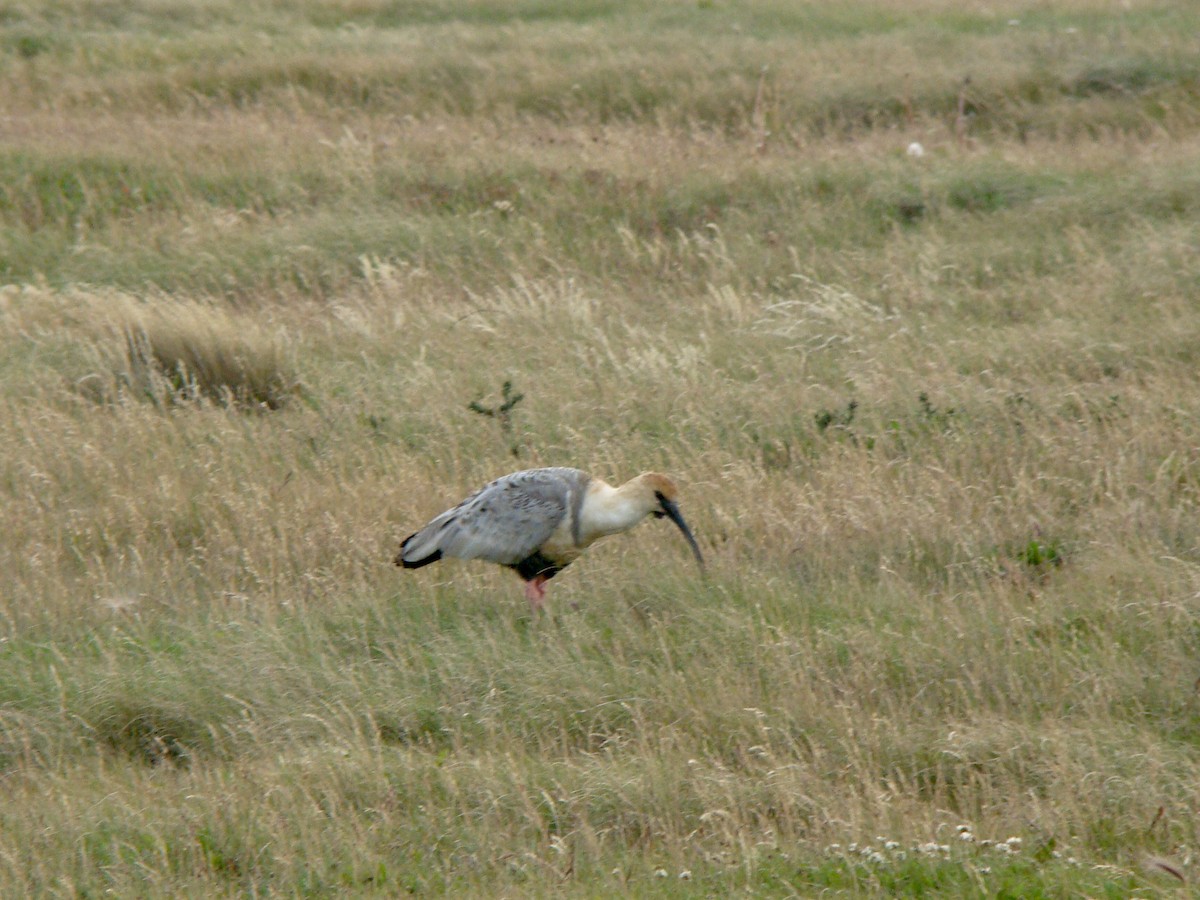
[1,0,1200,894]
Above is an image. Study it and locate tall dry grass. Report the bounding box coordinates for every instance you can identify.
[0,0,1199,895]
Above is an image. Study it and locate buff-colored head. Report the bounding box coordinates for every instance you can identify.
[635,472,679,504]
[625,473,703,570]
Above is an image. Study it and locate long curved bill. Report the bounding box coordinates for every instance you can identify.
[660,498,705,571]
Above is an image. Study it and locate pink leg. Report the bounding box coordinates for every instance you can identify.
[524,575,549,612]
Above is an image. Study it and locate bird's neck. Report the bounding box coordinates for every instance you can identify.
[577,480,652,544]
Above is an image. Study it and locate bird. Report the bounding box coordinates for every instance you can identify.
[395,467,704,611]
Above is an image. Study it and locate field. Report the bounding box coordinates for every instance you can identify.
[3,0,1200,895]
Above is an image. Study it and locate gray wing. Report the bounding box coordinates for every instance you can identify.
[400,468,589,566]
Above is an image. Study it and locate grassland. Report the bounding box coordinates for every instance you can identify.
[2,0,1200,895]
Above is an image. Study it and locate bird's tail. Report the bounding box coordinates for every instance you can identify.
[395,532,443,569]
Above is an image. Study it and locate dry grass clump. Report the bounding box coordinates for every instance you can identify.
[77,296,299,409]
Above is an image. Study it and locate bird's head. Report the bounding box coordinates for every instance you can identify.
[635,472,678,513]
[632,473,704,570]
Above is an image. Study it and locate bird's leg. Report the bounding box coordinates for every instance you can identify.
[524,575,549,612]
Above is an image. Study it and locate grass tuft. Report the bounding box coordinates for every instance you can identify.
[92,700,204,766]
[90,299,300,409]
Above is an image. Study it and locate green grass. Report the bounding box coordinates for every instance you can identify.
[3,0,1200,895]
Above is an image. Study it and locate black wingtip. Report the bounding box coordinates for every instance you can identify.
[395,536,442,569]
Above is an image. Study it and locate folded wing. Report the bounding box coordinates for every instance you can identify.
[398,468,587,568]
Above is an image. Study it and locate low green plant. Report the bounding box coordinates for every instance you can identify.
[814,399,858,433]
[468,378,526,457]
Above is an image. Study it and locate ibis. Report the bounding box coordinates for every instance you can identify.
[396,467,704,610]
